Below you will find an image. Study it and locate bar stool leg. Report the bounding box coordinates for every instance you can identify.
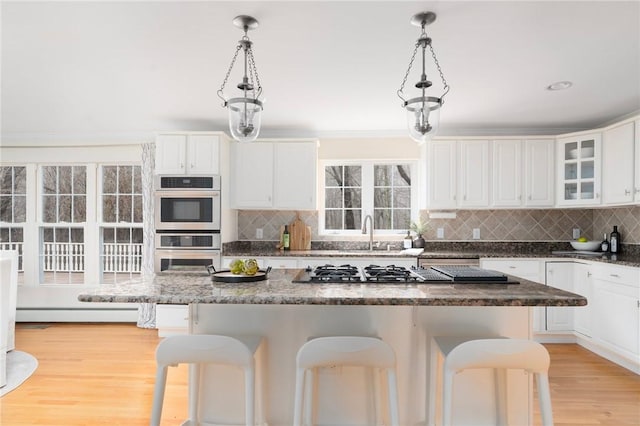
[244,362,255,426]
[150,366,168,426]
[442,369,455,426]
[494,368,508,425]
[386,368,400,426]
[293,367,306,426]
[188,364,200,423]
[536,372,554,426]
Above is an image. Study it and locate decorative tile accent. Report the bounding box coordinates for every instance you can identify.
[237,206,640,244]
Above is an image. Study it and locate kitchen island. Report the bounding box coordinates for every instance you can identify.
[79,269,586,426]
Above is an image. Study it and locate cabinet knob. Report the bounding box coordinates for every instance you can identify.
[587,272,592,277]
[625,189,631,195]
[528,195,532,200]
[595,193,599,199]
[635,188,640,194]
[610,273,620,278]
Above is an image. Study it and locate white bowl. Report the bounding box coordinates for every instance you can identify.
[570,241,600,251]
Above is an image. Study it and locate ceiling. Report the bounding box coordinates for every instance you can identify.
[1,1,639,143]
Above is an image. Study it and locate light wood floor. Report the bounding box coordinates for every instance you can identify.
[2,323,639,425]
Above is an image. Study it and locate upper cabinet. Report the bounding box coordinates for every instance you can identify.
[458,140,490,207]
[556,133,602,206]
[492,139,522,207]
[636,119,640,202]
[232,140,318,210]
[524,139,555,207]
[155,133,220,175]
[602,120,636,205]
[426,140,457,209]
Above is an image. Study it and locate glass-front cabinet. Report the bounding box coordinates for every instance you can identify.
[556,133,602,205]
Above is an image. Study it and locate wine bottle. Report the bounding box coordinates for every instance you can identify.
[403,231,413,249]
[600,233,609,252]
[610,226,620,254]
[283,225,290,251]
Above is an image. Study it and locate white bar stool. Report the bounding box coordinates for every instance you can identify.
[429,336,553,426]
[293,336,400,426]
[150,334,266,426]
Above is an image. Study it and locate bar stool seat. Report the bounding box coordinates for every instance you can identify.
[150,334,266,426]
[429,336,553,426]
[293,336,400,426]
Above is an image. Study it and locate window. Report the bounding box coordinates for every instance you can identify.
[321,162,417,234]
[0,166,26,282]
[40,166,86,284]
[100,165,143,283]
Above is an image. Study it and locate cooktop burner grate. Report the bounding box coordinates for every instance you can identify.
[363,265,417,282]
[310,264,361,282]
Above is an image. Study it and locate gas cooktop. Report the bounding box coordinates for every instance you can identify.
[292,264,518,284]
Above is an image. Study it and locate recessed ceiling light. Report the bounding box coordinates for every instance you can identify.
[546,81,573,91]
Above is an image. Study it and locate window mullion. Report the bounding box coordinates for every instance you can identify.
[362,163,374,219]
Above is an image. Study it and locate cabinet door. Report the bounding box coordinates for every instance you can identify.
[524,139,555,207]
[492,140,522,207]
[273,142,317,210]
[592,278,639,358]
[634,120,640,203]
[573,263,593,337]
[233,143,274,208]
[188,134,220,175]
[546,262,574,331]
[602,121,634,204]
[556,133,601,205]
[426,140,457,209]
[155,134,187,174]
[458,140,490,207]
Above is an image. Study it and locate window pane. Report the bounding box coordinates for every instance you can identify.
[14,167,26,193]
[0,196,11,222]
[102,195,117,222]
[73,195,86,222]
[118,167,133,193]
[14,196,26,222]
[394,188,410,208]
[344,210,361,230]
[103,166,117,193]
[0,168,11,194]
[58,167,72,193]
[344,166,361,186]
[344,188,361,208]
[325,188,342,208]
[42,166,57,194]
[374,188,391,208]
[394,165,411,186]
[325,166,343,186]
[133,195,143,223]
[325,210,342,230]
[103,227,115,243]
[118,195,132,222]
[132,228,143,243]
[374,209,391,229]
[394,209,411,229]
[133,166,142,193]
[59,195,72,222]
[374,165,392,186]
[73,167,86,194]
[43,195,57,222]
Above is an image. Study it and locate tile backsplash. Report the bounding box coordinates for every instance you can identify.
[237,206,640,244]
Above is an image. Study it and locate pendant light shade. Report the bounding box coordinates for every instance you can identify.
[397,12,450,144]
[218,15,264,142]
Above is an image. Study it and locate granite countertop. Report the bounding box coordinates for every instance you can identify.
[223,241,640,268]
[78,269,587,307]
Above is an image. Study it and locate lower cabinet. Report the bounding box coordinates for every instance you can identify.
[545,261,576,331]
[572,263,593,337]
[155,304,189,337]
[591,263,640,362]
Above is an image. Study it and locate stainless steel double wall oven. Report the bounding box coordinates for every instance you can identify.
[154,175,221,272]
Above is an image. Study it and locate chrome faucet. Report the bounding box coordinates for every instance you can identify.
[362,214,374,251]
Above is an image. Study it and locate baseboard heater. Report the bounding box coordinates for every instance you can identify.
[17,307,138,323]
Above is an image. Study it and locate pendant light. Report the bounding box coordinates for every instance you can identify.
[397,12,450,144]
[217,15,264,142]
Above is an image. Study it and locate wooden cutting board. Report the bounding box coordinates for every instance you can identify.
[289,214,311,250]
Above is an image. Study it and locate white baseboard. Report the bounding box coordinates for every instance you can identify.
[575,335,640,375]
[17,308,138,323]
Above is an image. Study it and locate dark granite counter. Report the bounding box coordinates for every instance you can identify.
[78,268,587,307]
[222,241,640,268]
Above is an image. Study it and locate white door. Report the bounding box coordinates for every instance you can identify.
[546,262,574,331]
[492,140,521,207]
[232,142,274,208]
[155,134,187,175]
[572,263,592,337]
[458,140,490,207]
[524,139,555,206]
[188,134,220,175]
[602,121,634,204]
[273,142,317,209]
[426,140,457,208]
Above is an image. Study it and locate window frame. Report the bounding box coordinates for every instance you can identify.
[319,159,420,236]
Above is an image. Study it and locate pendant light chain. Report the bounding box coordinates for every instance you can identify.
[247,47,263,98]
[397,43,420,102]
[217,44,242,103]
[429,43,450,103]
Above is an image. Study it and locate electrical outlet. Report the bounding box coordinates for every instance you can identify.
[256,228,263,239]
[473,228,480,239]
[437,228,444,239]
[572,228,580,239]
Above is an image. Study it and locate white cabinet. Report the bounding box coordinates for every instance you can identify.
[634,120,640,204]
[156,304,189,336]
[524,139,555,207]
[480,258,545,331]
[602,121,635,204]
[491,139,555,208]
[233,142,274,208]
[232,140,318,210]
[545,262,575,331]
[556,133,601,205]
[573,263,593,337]
[492,140,522,207]
[426,140,457,209]
[458,140,490,207]
[591,263,640,360]
[155,133,220,175]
